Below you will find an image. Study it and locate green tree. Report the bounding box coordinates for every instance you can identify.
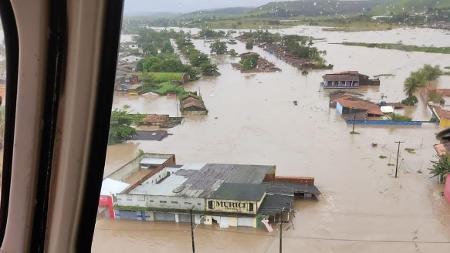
[240,54,259,70]
[229,49,238,57]
[200,63,219,76]
[108,107,143,144]
[210,40,228,55]
[404,71,425,98]
[403,65,442,99]
[429,155,450,184]
[246,40,254,50]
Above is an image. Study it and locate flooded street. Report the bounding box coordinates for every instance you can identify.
[93,26,450,252]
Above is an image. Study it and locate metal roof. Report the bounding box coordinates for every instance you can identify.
[258,194,294,215]
[210,183,267,201]
[140,158,168,165]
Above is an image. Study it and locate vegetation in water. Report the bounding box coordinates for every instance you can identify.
[391,113,412,122]
[210,40,228,55]
[340,42,450,54]
[401,96,418,106]
[429,155,450,184]
[108,107,144,144]
[198,29,226,39]
[403,65,442,104]
[175,36,220,76]
[228,49,238,57]
[240,54,259,71]
[245,40,254,50]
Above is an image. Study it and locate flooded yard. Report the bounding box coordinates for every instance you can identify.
[93,26,450,253]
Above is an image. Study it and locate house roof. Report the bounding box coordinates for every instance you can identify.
[181,97,206,110]
[143,114,169,124]
[434,143,450,156]
[323,71,360,82]
[433,106,450,120]
[210,183,267,201]
[334,96,383,116]
[258,194,294,215]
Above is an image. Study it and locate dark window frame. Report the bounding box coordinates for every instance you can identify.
[0,0,19,246]
[76,0,124,251]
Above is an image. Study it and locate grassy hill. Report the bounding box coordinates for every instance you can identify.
[179,7,255,19]
[249,0,376,17]
[371,0,450,15]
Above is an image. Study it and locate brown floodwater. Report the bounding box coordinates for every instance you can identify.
[93,26,450,252]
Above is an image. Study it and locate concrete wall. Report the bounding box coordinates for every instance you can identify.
[440,118,450,128]
[106,153,175,181]
[115,194,205,211]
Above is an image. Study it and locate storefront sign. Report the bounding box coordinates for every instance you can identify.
[207,199,255,214]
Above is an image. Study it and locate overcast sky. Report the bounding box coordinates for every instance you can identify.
[124,0,285,14]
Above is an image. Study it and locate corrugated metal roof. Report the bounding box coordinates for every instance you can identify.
[258,194,294,215]
[210,183,266,201]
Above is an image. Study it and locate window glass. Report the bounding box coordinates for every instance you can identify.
[93,1,450,252]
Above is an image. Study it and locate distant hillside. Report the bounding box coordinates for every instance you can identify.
[250,0,376,17]
[180,7,255,19]
[124,11,180,19]
[372,0,450,15]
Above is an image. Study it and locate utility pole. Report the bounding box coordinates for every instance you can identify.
[352,110,356,133]
[279,208,284,253]
[190,208,195,253]
[395,141,404,178]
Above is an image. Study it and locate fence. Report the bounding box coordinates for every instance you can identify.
[345,119,426,126]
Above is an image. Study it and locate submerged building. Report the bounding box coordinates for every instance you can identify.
[322,71,380,89]
[100,153,320,228]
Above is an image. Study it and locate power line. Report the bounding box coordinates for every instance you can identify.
[96,225,450,245]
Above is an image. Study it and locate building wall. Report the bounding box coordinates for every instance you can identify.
[115,194,205,211]
[106,153,175,180]
[206,199,258,215]
[440,118,450,128]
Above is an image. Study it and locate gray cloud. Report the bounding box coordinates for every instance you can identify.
[124,0,286,13]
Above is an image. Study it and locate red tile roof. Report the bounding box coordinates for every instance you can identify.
[334,96,383,116]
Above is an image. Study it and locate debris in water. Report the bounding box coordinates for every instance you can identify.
[405,148,416,154]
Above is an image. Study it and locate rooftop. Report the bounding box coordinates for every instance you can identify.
[210,183,267,201]
[334,96,384,116]
[125,163,275,199]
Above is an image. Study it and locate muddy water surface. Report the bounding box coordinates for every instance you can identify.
[93,26,450,253]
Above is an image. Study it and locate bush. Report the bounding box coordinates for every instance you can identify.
[210,40,228,55]
[108,107,144,144]
[391,113,412,121]
[401,96,418,106]
[246,40,254,50]
[229,49,238,57]
[240,54,259,70]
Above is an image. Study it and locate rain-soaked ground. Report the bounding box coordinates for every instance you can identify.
[93,26,450,253]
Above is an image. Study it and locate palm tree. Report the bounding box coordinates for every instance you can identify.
[404,71,425,97]
[429,155,450,184]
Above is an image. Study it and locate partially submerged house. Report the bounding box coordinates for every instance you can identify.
[431,105,450,128]
[101,153,320,228]
[434,128,450,204]
[180,94,208,115]
[322,71,380,89]
[333,95,384,118]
